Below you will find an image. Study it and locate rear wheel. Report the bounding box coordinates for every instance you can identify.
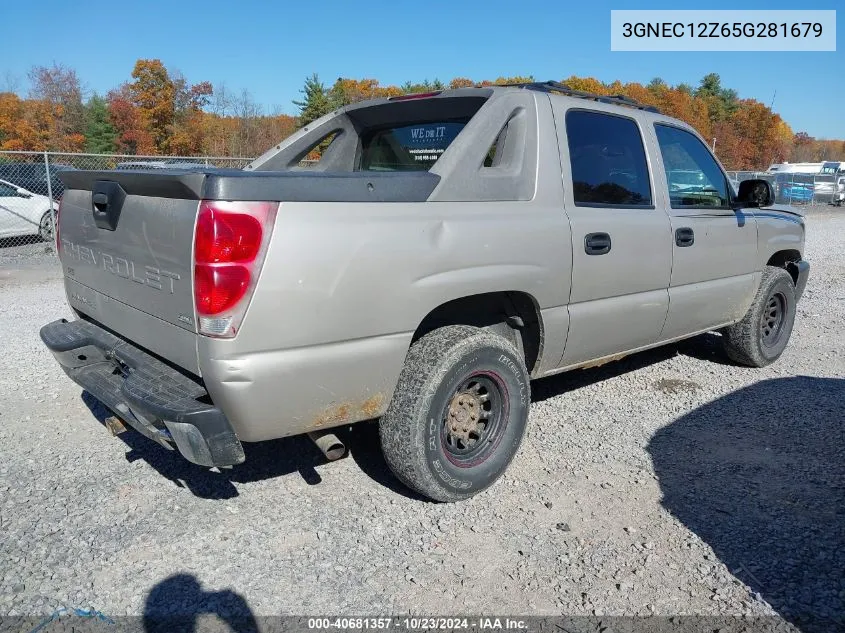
[38,211,54,242]
[379,325,530,502]
[722,266,796,367]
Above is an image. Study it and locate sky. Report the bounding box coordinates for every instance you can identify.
[1,0,842,138]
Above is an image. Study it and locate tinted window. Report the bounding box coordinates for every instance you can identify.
[0,183,19,197]
[655,125,729,208]
[360,121,467,171]
[565,110,652,207]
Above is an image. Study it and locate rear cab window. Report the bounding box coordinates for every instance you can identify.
[360,121,468,171]
[564,110,653,208]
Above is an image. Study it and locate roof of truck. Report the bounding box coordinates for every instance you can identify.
[371,81,662,117]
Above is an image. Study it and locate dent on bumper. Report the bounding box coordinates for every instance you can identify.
[199,332,413,442]
[39,318,244,468]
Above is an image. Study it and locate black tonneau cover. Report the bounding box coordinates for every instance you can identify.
[59,169,441,203]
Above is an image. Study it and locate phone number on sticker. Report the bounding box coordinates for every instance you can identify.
[622,22,823,39]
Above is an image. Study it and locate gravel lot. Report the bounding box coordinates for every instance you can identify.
[0,208,842,631]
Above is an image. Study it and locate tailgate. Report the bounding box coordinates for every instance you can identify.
[58,170,203,371]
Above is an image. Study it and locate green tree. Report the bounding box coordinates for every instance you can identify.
[400,79,444,93]
[84,94,116,153]
[293,74,332,127]
[695,73,739,124]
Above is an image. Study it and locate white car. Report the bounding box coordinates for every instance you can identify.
[0,179,58,241]
[834,176,845,207]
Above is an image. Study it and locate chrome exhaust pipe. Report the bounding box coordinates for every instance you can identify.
[308,430,346,461]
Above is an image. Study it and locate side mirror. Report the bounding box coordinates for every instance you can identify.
[735,179,774,208]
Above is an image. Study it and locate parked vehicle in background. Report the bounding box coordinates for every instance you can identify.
[767,162,823,174]
[667,169,706,191]
[0,179,58,241]
[833,176,845,206]
[0,162,74,198]
[821,161,844,176]
[780,182,815,203]
[40,82,810,502]
[812,174,836,200]
[115,158,207,170]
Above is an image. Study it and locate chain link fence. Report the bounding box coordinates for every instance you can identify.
[0,151,254,261]
[3,151,842,269]
[727,170,845,206]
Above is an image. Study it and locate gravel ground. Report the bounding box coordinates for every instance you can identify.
[0,207,842,631]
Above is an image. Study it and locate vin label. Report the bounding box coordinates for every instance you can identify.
[611,10,836,51]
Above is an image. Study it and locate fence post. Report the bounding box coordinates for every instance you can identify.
[43,152,56,249]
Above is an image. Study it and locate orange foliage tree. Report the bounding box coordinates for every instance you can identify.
[1,63,841,168]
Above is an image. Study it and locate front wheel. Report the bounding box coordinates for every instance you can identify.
[379,325,530,502]
[38,211,55,242]
[722,266,797,367]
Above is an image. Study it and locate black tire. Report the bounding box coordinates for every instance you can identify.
[379,325,530,502]
[38,211,54,242]
[722,266,796,367]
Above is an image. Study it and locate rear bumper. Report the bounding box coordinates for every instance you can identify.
[40,318,244,468]
[792,259,810,302]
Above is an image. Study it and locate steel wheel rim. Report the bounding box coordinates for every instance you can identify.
[40,213,54,240]
[440,372,507,467]
[760,291,786,347]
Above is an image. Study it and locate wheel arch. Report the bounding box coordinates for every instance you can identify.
[766,249,802,285]
[411,291,544,375]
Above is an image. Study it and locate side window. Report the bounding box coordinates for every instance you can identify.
[565,110,652,207]
[655,124,730,209]
[0,184,19,197]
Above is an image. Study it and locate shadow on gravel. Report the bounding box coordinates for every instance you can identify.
[648,376,845,633]
[531,345,677,402]
[339,421,430,502]
[79,390,423,501]
[531,332,737,403]
[0,235,44,249]
[143,573,258,632]
[81,391,331,500]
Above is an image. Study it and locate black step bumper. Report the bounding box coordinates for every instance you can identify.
[40,319,244,468]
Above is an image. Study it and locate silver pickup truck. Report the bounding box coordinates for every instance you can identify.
[40,82,809,502]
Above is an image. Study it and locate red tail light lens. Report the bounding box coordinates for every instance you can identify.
[193,200,278,337]
[195,209,263,263]
[194,264,251,316]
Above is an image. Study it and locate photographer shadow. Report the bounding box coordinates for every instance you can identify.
[143,573,259,633]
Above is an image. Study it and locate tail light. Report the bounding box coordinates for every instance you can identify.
[193,200,279,338]
[54,196,62,253]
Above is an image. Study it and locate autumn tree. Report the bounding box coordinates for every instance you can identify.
[0,92,55,151]
[448,77,475,89]
[107,84,154,154]
[127,59,176,153]
[28,63,86,151]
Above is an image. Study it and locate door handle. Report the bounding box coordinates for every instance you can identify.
[675,227,695,247]
[584,232,611,255]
